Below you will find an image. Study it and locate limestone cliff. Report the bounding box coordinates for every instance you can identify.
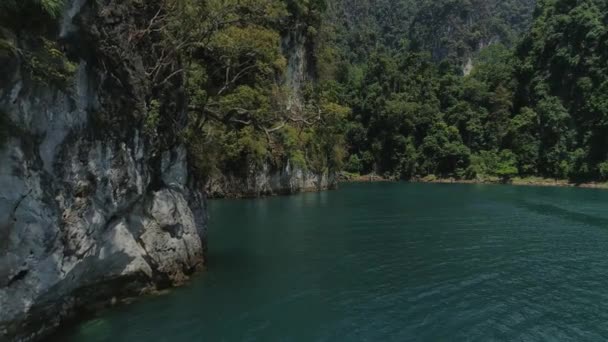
[0,1,206,340]
[207,162,336,198]
[206,20,337,198]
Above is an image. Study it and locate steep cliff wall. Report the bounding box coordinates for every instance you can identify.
[206,21,337,198]
[282,26,312,114]
[0,1,206,340]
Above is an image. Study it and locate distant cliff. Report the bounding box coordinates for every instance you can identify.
[326,0,536,70]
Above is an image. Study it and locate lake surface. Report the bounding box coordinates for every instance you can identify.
[56,183,608,341]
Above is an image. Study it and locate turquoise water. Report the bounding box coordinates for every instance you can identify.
[56,183,608,341]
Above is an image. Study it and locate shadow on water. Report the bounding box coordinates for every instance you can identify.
[517,201,608,229]
[205,250,254,272]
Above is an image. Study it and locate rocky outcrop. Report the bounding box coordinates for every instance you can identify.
[0,1,206,341]
[281,27,314,114]
[207,162,336,198]
[205,20,336,199]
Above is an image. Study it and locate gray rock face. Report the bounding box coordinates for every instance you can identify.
[207,162,336,198]
[0,96,206,340]
[0,1,206,341]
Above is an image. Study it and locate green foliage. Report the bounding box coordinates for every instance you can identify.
[344,154,362,173]
[464,150,517,181]
[317,0,537,180]
[598,162,608,181]
[494,150,519,182]
[207,25,286,84]
[336,39,523,179]
[1,0,66,28]
[506,107,540,174]
[37,0,64,18]
[514,0,608,180]
[174,0,347,181]
[324,0,535,66]
[144,100,161,137]
[276,126,306,168]
[410,0,534,62]
[0,38,16,54]
[419,123,471,177]
[320,0,608,184]
[179,0,608,184]
[22,38,78,88]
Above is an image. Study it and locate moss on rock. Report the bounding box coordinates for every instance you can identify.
[22,38,77,88]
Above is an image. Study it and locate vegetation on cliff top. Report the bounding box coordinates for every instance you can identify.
[152,0,348,181]
[0,0,77,89]
[4,0,608,186]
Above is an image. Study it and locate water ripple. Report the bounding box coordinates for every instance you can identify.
[54,183,608,342]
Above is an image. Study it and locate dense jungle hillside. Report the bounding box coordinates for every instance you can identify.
[321,0,608,183]
[3,0,608,186]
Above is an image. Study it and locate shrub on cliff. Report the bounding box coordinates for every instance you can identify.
[1,0,65,27]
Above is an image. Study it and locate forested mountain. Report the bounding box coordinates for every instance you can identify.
[324,0,536,66]
[320,0,608,183]
[410,0,536,63]
[513,0,608,180]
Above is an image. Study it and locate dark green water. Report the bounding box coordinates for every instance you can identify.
[57,183,608,341]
